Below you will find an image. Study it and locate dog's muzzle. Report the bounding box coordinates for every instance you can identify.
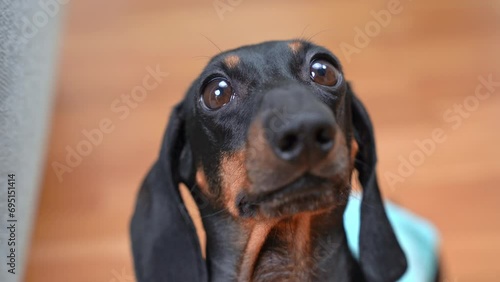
[240,84,349,217]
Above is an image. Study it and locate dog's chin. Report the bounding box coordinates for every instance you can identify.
[238,174,351,219]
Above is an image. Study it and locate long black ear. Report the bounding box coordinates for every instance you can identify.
[130,102,207,282]
[349,84,407,282]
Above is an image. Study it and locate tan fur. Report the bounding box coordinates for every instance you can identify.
[350,139,358,167]
[248,215,314,282]
[288,41,303,54]
[220,151,250,216]
[238,221,276,282]
[224,55,240,69]
[291,214,312,277]
[238,215,313,282]
[196,168,211,196]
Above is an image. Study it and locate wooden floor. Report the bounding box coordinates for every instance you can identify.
[26,0,500,281]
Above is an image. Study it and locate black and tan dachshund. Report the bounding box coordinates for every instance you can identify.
[131,40,409,282]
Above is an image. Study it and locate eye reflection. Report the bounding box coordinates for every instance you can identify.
[202,79,234,110]
[310,60,338,86]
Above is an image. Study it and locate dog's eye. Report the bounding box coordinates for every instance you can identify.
[201,79,234,110]
[310,60,338,86]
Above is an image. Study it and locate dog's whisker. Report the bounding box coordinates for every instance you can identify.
[192,55,212,61]
[201,208,228,219]
[299,24,310,40]
[200,33,223,53]
[306,28,333,42]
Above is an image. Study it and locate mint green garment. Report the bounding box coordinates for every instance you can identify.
[344,194,440,282]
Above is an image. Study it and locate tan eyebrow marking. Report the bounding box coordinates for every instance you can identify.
[224,55,240,69]
[288,41,303,54]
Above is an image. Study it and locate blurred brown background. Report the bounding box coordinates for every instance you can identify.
[26,0,500,281]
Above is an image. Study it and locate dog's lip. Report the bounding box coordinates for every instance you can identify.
[248,173,331,204]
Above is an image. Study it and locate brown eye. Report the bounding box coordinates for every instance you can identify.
[310,60,338,86]
[201,79,234,110]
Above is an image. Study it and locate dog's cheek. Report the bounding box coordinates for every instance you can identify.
[220,151,251,217]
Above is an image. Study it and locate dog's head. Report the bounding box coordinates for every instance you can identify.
[186,40,354,219]
[141,40,406,281]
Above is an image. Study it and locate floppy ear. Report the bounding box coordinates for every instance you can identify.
[348,84,407,282]
[130,102,207,282]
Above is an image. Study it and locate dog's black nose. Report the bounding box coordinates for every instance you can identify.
[260,85,336,164]
[270,112,335,162]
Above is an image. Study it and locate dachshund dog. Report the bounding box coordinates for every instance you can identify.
[131,40,408,282]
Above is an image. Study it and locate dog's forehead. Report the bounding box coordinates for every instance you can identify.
[204,40,333,72]
[214,40,309,60]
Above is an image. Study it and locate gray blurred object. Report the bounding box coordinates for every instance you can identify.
[0,0,64,281]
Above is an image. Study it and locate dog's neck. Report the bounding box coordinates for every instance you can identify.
[200,206,362,282]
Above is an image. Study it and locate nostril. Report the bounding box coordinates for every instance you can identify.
[315,127,334,150]
[278,133,299,153]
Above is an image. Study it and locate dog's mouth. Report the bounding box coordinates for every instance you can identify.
[238,173,350,218]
